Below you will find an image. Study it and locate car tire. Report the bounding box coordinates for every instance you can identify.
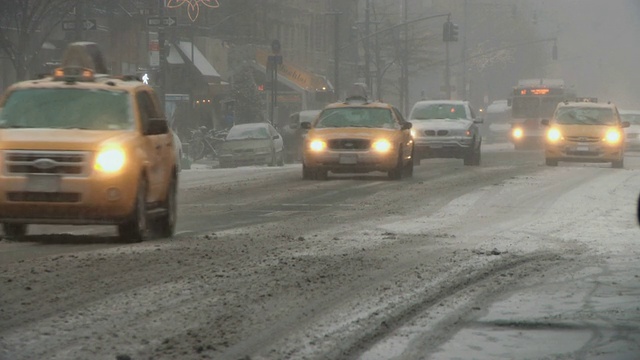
[612,158,624,169]
[464,142,481,166]
[302,164,315,180]
[268,150,277,167]
[545,158,558,167]
[277,151,285,166]
[3,223,27,239]
[118,178,148,243]
[155,174,177,238]
[388,151,404,180]
[403,150,414,178]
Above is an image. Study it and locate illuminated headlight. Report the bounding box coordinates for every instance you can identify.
[94,148,126,173]
[372,139,392,153]
[547,128,562,142]
[512,128,524,139]
[410,129,417,138]
[309,140,327,152]
[604,130,621,143]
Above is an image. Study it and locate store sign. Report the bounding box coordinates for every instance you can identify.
[149,40,160,67]
[166,0,220,22]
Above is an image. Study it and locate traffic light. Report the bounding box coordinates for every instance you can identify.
[449,23,459,42]
[443,21,450,42]
[443,21,459,42]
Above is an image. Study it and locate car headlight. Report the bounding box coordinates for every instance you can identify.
[410,129,417,138]
[309,140,327,152]
[95,147,126,173]
[547,128,562,142]
[372,139,392,153]
[512,128,524,139]
[604,130,622,143]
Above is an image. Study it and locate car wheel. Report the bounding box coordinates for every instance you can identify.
[545,158,558,167]
[3,223,27,239]
[268,150,277,167]
[464,143,480,166]
[403,150,414,178]
[612,158,624,168]
[155,174,177,238]
[388,151,404,180]
[277,151,285,166]
[118,178,148,243]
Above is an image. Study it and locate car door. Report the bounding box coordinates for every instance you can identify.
[135,90,167,202]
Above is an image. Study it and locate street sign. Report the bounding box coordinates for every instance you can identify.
[147,17,177,27]
[62,19,97,31]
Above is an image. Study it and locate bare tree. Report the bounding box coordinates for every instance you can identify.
[0,0,78,80]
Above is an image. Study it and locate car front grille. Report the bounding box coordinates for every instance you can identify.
[425,130,449,136]
[4,151,91,176]
[565,136,600,143]
[328,139,371,150]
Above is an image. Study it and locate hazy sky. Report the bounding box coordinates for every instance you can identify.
[538,0,640,108]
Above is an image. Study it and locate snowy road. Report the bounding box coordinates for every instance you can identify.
[1,146,639,360]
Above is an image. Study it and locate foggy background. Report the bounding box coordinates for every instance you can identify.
[536,0,640,109]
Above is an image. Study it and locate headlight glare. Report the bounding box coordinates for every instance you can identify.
[95,148,126,173]
[309,140,327,152]
[372,139,392,153]
[512,128,524,139]
[604,130,621,143]
[547,128,562,142]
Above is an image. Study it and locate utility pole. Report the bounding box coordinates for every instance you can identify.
[445,15,451,100]
[74,2,84,41]
[461,0,468,100]
[327,11,342,101]
[402,0,409,114]
[158,0,166,109]
[364,0,371,96]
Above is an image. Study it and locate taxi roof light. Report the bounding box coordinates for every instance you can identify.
[53,66,95,83]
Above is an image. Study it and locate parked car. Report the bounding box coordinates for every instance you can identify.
[407,100,483,166]
[217,123,284,168]
[619,109,640,151]
[542,101,629,168]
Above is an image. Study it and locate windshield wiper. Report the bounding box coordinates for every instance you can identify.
[0,125,35,129]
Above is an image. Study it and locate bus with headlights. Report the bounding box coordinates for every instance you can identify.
[509,79,575,149]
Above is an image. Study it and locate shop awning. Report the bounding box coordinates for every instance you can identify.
[176,41,221,82]
[254,48,332,93]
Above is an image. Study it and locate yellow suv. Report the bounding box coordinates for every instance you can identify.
[0,43,178,242]
[542,101,630,168]
[301,95,414,180]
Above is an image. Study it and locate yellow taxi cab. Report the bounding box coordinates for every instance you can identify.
[0,42,178,242]
[542,101,630,168]
[301,94,414,180]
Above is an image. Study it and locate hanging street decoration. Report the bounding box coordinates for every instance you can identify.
[166,0,220,22]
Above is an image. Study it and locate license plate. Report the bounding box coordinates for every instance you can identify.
[429,144,443,149]
[576,146,589,152]
[339,154,358,164]
[26,175,60,193]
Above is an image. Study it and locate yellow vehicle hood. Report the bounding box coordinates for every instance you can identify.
[554,124,616,138]
[0,129,136,151]
[307,127,401,141]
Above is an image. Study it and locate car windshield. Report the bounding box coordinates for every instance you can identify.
[621,113,640,125]
[410,104,467,120]
[315,108,397,129]
[555,107,617,125]
[226,125,270,140]
[0,88,133,130]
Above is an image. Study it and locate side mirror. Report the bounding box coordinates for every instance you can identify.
[622,121,631,128]
[541,119,550,126]
[273,134,280,139]
[402,122,413,130]
[300,122,312,130]
[473,118,484,124]
[146,118,169,135]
